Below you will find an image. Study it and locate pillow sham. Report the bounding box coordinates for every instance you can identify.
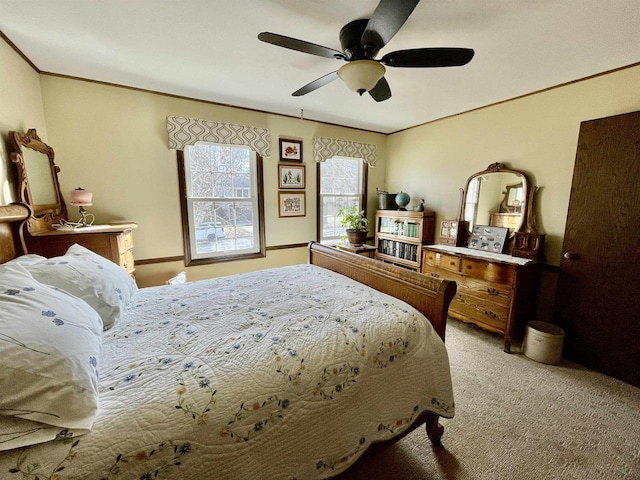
[2,253,46,267]
[0,263,102,451]
[25,243,137,330]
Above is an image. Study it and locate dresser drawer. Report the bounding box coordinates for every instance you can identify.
[423,251,461,273]
[455,275,513,308]
[461,258,516,284]
[423,250,438,266]
[422,265,513,309]
[421,263,449,280]
[119,248,135,274]
[450,293,509,333]
[117,230,134,254]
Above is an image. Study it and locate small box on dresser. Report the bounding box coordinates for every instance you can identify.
[439,220,470,247]
[512,232,546,260]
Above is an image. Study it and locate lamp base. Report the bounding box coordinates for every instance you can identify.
[76,206,91,228]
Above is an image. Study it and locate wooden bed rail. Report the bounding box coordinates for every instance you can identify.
[308,242,456,341]
[0,203,30,264]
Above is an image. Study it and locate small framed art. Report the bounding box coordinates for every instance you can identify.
[278,164,305,189]
[278,191,306,217]
[468,225,509,253]
[279,138,302,162]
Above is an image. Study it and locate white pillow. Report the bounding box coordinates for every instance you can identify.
[166,271,186,285]
[0,263,103,451]
[3,253,46,267]
[26,243,137,330]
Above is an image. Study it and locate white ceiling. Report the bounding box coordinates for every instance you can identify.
[1,1,639,134]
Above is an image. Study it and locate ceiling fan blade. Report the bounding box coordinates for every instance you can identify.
[258,32,344,59]
[292,71,339,96]
[380,47,475,67]
[361,0,420,52]
[369,77,392,102]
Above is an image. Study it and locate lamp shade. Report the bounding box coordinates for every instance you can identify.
[338,60,386,95]
[69,188,93,206]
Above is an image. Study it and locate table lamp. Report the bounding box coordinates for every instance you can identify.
[68,187,93,227]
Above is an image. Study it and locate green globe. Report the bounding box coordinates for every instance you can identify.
[395,191,410,210]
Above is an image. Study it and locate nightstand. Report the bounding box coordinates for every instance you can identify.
[338,244,377,258]
[24,223,138,278]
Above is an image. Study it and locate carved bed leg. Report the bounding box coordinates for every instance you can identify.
[425,412,444,447]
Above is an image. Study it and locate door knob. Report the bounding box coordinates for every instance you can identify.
[563,252,579,260]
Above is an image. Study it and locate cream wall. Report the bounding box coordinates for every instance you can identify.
[38,75,387,286]
[0,38,48,204]
[386,65,640,268]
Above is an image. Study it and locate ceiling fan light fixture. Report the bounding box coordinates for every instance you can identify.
[338,60,386,95]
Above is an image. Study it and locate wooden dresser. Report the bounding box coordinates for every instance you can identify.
[421,245,539,352]
[8,129,137,279]
[24,223,138,278]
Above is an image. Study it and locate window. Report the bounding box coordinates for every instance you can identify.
[179,142,265,264]
[464,176,480,226]
[318,156,367,243]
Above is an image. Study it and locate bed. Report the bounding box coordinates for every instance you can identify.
[0,204,457,479]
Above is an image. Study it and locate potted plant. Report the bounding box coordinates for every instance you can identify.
[337,206,368,246]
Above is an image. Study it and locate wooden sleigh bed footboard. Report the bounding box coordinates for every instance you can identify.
[308,241,457,447]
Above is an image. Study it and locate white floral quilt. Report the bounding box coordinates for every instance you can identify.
[0,264,454,479]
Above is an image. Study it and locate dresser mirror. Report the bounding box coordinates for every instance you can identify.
[462,162,530,237]
[10,129,68,233]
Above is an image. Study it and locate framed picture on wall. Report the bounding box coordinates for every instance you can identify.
[279,138,302,162]
[278,164,305,189]
[278,191,306,217]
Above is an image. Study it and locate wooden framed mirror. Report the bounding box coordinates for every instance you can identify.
[462,162,530,239]
[10,129,67,233]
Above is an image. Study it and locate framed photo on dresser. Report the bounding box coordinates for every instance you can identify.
[468,225,509,253]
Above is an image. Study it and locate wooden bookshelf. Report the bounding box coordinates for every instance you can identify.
[374,210,435,270]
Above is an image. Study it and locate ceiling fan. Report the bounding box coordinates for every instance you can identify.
[258,0,474,102]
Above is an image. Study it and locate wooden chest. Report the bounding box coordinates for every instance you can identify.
[421,245,539,352]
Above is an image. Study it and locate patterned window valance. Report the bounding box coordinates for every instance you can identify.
[167,115,271,158]
[313,137,377,167]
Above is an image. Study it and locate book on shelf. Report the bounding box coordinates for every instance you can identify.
[377,239,418,262]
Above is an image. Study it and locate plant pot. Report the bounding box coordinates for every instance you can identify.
[346,229,367,247]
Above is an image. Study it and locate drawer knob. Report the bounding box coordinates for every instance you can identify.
[484,310,497,318]
[487,288,499,295]
[123,261,129,268]
[430,272,440,278]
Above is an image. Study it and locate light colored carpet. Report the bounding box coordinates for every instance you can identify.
[337,320,640,479]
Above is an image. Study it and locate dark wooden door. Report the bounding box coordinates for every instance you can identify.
[554,110,640,388]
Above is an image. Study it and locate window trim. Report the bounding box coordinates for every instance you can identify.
[177,149,266,266]
[316,158,368,243]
